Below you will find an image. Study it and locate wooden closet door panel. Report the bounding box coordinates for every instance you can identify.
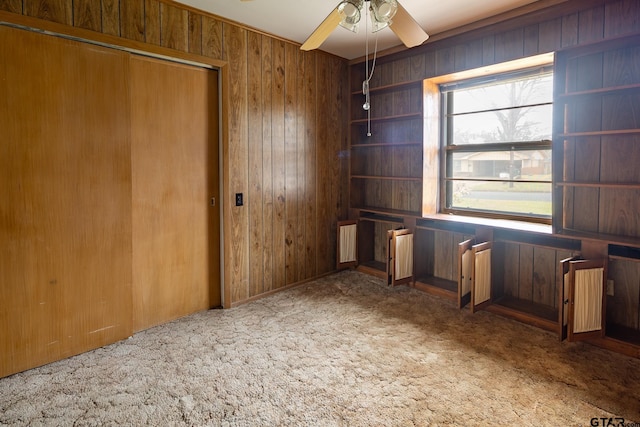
[0,26,133,378]
[130,56,219,332]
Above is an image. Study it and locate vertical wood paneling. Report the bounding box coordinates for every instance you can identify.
[160,2,188,52]
[144,0,160,45]
[561,13,579,47]
[578,5,605,44]
[223,23,249,302]
[523,24,539,57]
[73,0,100,31]
[284,43,298,285]
[465,39,483,70]
[272,39,286,290]
[435,47,455,76]
[247,31,264,297]
[503,243,520,298]
[261,36,274,293]
[202,15,223,59]
[101,0,119,36]
[605,0,640,37]
[295,51,307,282]
[608,259,640,329]
[25,0,71,24]
[538,18,562,53]
[188,12,202,55]
[304,52,317,278]
[532,247,556,307]
[0,0,23,14]
[518,245,534,301]
[120,0,144,42]
[482,35,495,66]
[315,54,331,273]
[494,28,523,63]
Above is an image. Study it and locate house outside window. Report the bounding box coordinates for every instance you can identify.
[440,65,553,223]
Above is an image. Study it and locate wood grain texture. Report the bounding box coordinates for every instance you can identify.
[503,243,520,298]
[284,42,298,285]
[24,0,71,24]
[261,36,274,292]
[0,26,132,378]
[518,245,534,301]
[160,2,187,51]
[494,28,524,63]
[130,56,219,331]
[605,0,640,38]
[304,51,318,278]
[578,5,604,44]
[101,0,119,36]
[532,247,556,307]
[607,259,640,330]
[223,23,249,302]
[202,15,222,59]
[0,0,23,14]
[144,0,160,45]
[120,0,145,42]
[188,11,202,55]
[73,0,100,31]
[271,39,286,290]
[247,31,264,297]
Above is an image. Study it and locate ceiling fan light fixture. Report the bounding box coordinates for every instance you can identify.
[370,0,397,26]
[338,0,363,33]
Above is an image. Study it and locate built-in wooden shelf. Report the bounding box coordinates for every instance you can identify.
[351,175,422,182]
[558,128,640,138]
[351,112,422,124]
[556,83,640,101]
[351,141,422,148]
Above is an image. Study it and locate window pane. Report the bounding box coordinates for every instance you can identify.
[449,149,551,180]
[447,180,552,217]
[451,104,552,145]
[451,74,553,114]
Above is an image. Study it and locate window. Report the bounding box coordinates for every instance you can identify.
[439,65,553,223]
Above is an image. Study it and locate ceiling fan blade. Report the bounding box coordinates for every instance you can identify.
[389,2,429,48]
[300,8,341,51]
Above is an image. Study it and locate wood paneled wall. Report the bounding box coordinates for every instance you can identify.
[0,0,349,306]
[350,0,640,90]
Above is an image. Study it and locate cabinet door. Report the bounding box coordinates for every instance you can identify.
[559,256,580,340]
[564,259,607,342]
[337,220,358,270]
[387,229,414,286]
[458,238,474,309]
[471,241,492,313]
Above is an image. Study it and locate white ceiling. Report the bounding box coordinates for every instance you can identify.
[174,0,544,60]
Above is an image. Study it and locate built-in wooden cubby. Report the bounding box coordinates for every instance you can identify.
[356,212,405,278]
[488,230,580,333]
[413,219,476,302]
[606,245,640,348]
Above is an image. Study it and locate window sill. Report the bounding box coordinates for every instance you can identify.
[422,213,553,235]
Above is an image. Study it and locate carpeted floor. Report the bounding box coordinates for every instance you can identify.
[1,270,639,426]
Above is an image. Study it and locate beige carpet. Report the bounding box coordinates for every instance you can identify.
[1,270,639,426]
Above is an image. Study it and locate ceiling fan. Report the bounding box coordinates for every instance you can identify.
[300,0,429,51]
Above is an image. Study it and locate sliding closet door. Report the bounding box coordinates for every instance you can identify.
[0,26,133,378]
[130,56,220,332]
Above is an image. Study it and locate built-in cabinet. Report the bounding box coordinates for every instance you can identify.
[345,29,640,358]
